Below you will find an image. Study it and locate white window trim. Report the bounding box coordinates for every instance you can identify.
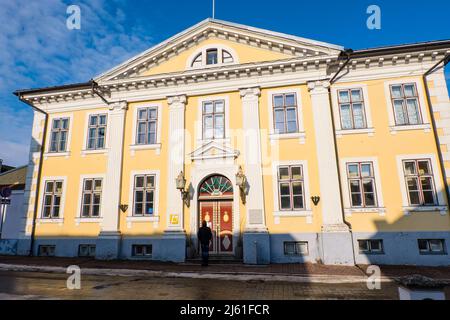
[331,84,374,136]
[44,113,74,158]
[267,88,306,144]
[81,110,110,156]
[127,170,160,225]
[37,176,68,224]
[271,160,312,217]
[383,78,431,134]
[195,95,231,144]
[129,103,162,155]
[396,153,448,215]
[75,173,106,225]
[339,157,385,216]
[186,44,239,70]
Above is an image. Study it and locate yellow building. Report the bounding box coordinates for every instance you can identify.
[14,19,450,265]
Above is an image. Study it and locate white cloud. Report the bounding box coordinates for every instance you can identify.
[0,0,153,167]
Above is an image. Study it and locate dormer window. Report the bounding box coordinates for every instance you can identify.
[188,46,237,69]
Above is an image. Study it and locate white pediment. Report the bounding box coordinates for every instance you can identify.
[190,141,240,161]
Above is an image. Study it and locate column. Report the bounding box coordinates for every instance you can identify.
[308,80,354,265]
[96,101,127,260]
[162,94,187,263]
[240,87,270,264]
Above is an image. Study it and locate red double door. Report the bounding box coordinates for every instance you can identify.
[199,201,233,255]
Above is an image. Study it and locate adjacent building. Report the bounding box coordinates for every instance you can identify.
[14,19,450,265]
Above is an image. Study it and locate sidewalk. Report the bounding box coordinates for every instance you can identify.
[1,255,450,284]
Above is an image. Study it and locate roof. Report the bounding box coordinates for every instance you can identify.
[0,166,27,190]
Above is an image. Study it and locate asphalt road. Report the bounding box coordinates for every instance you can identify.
[0,270,402,300]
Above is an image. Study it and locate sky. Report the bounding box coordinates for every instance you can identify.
[0,0,449,166]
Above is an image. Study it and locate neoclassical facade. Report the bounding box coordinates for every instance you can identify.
[13,19,450,265]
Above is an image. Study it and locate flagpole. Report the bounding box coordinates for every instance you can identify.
[212,0,215,19]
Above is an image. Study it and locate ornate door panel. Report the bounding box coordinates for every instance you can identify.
[199,202,216,252]
[218,201,233,254]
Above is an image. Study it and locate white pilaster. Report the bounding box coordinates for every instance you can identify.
[308,80,347,231]
[166,95,187,232]
[100,101,128,233]
[240,87,266,231]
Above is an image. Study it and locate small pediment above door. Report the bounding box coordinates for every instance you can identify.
[190,141,240,161]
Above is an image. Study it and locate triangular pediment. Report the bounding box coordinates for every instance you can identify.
[191,141,240,161]
[95,19,343,82]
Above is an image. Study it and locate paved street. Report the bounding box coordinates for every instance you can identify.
[0,270,402,300]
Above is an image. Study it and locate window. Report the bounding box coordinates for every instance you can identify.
[347,162,377,207]
[222,50,234,63]
[87,114,107,150]
[278,165,304,211]
[81,178,103,218]
[202,100,225,139]
[338,89,367,129]
[358,239,384,254]
[38,245,56,257]
[136,107,158,145]
[191,53,202,67]
[284,242,309,256]
[273,93,298,134]
[49,118,69,153]
[78,245,96,257]
[403,159,437,206]
[132,245,153,257]
[42,180,63,219]
[390,83,422,126]
[133,175,155,216]
[206,49,218,65]
[418,239,446,255]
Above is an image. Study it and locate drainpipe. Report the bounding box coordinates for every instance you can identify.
[423,54,450,206]
[16,95,48,256]
[327,49,357,264]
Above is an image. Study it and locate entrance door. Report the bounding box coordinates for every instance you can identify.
[198,175,234,255]
[199,200,233,255]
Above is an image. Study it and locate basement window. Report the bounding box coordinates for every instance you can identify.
[78,245,96,257]
[132,245,153,257]
[358,239,384,254]
[418,239,446,255]
[38,245,56,257]
[284,241,308,256]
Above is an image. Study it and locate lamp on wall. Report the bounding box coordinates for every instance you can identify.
[235,166,247,205]
[176,171,190,208]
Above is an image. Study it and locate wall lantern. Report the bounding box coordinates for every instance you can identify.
[176,171,190,208]
[119,204,129,213]
[235,166,247,205]
[311,196,321,206]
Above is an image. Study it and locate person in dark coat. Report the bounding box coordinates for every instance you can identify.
[197,220,213,266]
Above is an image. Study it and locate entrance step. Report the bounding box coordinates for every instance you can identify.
[186,256,243,264]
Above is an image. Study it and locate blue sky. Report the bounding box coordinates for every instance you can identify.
[0,0,449,166]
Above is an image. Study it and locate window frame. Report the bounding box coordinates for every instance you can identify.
[277,165,305,212]
[132,174,156,217]
[86,113,108,150]
[187,45,237,69]
[202,100,225,140]
[389,83,423,126]
[402,159,437,206]
[49,117,70,153]
[80,178,103,218]
[346,162,378,208]
[337,88,367,130]
[132,244,153,257]
[418,239,446,255]
[283,241,309,256]
[272,93,299,135]
[41,180,64,219]
[358,239,384,254]
[135,106,158,145]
